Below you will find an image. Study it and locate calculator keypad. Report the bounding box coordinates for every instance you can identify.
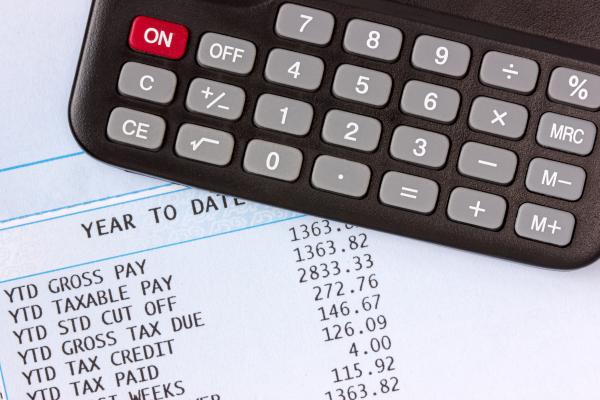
[72,1,600,268]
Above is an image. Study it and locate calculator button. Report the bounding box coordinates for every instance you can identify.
[128,16,189,60]
[175,124,234,166]
[265,49,325,91]
[515,203,575,247]
[400,81,461,123]
[311,156,371,198]
[254,94,314,136]
[107,107,165,150]
[480,51,539,94]
[447,188,507,230]
[537,113,597,156]
[390,126,450,169]
[548,67,600,110]
[332,64,393,107]
[380,172,439,214]
[458,142,518,185]
[343,19,403,61]
[244,140,303,182]
[322,110,381,152]
[186,78,246,121]
[118,62,177,105]
[275,3,335,46]
[525,158,586,201]
[468,97,529,139]
[411,35,471,78]
[197,33,257,75]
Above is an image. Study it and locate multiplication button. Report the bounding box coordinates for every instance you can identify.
[469,97,529,140]
[447,188,507,230]
[197,33,256,75]
[380,172,439,214]
[175,124,234,166]
[480,51,539,94]
[186,78,246,120]
[537,113,597,156]
[548,67,600,110]
[515,204,575,247]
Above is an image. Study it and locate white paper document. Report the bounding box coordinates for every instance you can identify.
[2,2,600,400]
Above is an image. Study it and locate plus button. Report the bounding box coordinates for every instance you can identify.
[469,201,486,218]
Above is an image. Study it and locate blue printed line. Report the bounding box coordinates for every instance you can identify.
[0,187,191,233]
[0,183,176,224]
[0,214,306,285]
[0,152,85,174]
[0,361,8,400]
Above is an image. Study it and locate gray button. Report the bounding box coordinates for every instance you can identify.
[469,97,529,139]
[390,126,450,169]
[458,142,518,185]
[197,33,257,75]
[254,94,314,136]
[447,188,507,230]
[332,64,393,107]
[480,51,539,94]
[400,80,461,123]
[411,35,471,78]
[186,78,246,120]
[275,3,335,46]
[175,124,234,166]
[244,140,303,182]
[343,19,403,61]
[118,62,177,104]
[526,158,586,201]
[322,110,381,152]
[107,107,165,150]
[311,156,371,198]
[380,172,439,214]
[548,67,600,110]
[537,113,597,156]
[265,49,324,91]
[515,203,575,247]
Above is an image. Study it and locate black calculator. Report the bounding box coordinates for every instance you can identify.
[70,0,600,269]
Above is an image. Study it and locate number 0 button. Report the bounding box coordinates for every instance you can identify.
[244,140,303,182]
[275,3,335,46]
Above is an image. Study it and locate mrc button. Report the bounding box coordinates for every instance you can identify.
[537,113,597,156]
[129,16,189,60]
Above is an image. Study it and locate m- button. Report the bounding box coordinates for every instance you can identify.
[129,16,189,60]
[198,33,257,75]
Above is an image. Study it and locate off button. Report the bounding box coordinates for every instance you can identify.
[129,16,189,60]
[197,33,257,75]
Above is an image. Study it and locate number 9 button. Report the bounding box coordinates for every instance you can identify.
[411,35,471,78]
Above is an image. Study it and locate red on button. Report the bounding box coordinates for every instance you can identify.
[129,16,189,60]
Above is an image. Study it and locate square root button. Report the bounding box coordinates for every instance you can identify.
[175,124,234,166]
[447,188,507,230]
[515,203,575,247]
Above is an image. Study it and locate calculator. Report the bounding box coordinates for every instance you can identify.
[69,0,600,269]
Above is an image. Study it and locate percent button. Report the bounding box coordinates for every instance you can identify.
[548,67,600,110]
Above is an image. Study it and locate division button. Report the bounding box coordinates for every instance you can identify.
[537,113,597,156]
[380,172,439,214]
[254,94,314,136]
[118,62,177,104]
[243,140,303,182]
[311,156,371,198]
[468,97,529,139]
[322,110,382,152]
[107,107,165,150]
[411,35,471,78]
[480,51,539,94]
[175,124,234,166]
[343,19,403,61]
[458,142,518,185]
[129,16,189,60]
[525,158,586,201]
[548,67,600,110]
[186,78,246,120]
[332,64,393,107]
[275,3,335,45]
[265,49,325,91]
[197,33,257,75]
[447,187,507,230]
[515,203,575,247]
[400,80,461,124]
[390,126,450,169]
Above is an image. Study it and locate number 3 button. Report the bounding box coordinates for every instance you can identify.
[390,126,450,169]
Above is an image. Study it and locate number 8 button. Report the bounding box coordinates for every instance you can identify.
[343,19,403,61]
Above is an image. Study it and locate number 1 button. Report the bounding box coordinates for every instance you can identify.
[275,3,335,46]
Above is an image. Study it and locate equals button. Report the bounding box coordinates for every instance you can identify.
[380,172,439,215]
